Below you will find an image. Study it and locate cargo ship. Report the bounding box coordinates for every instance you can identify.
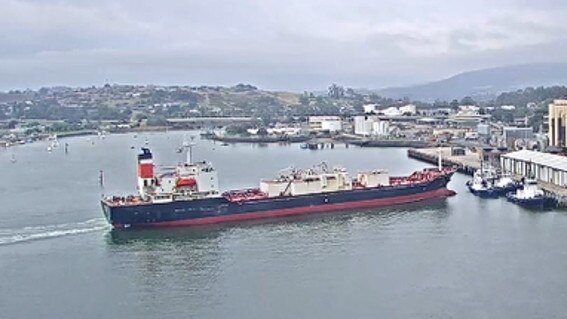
[101,147,456,229]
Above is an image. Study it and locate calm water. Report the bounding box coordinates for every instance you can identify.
[1,132,567,318]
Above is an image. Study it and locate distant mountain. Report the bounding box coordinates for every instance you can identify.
[378,63,567,102]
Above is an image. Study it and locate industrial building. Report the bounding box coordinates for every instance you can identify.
[502,127,534,148]
[354,115,377,136]
[381,104,417,117]
[363,104,378,114]
[477,123,490,136]
[308,116,342,132]
[548,99,567,147]
[501,150,567,187]
[353,115,390,136]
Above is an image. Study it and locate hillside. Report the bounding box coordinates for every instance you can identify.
[0,91,35,103]
[378,63,567,101]
[0,84,306,122]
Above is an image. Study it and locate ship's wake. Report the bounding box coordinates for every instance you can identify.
[0,218,110,246]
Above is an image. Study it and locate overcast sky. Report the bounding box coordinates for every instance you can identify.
[1,0,567,91]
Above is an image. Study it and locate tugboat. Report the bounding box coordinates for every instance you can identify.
[506,178,547,208]
[466,164,499,198]
[493,172,521,196]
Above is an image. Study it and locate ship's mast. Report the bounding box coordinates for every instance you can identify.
[183,135,196,164]
[438,147,442,170]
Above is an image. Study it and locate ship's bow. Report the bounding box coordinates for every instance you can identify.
[100,200,114,225]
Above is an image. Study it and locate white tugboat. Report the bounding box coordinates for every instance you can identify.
[466,163,498,198]
[506,178,547,208]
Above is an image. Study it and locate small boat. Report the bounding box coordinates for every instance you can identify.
[466,165,498,198]
[10,153,16,163]
[221,142,229,146]
[506,178,548,208]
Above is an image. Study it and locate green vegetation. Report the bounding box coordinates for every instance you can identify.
[1,84,566,136]
[495,86,567,107]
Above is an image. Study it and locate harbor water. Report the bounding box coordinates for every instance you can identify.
[1,132,567,318]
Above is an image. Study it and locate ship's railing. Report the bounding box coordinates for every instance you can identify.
[222,188,268,202]
[103,195,146,206]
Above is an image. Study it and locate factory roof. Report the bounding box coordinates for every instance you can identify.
[502,150,567,171]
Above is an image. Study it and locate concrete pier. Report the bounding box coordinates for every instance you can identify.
[539,182,567,207]
[408,147,481,175]
[501,150,567,207]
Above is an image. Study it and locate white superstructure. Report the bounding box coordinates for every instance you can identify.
[260,163,390,197]
[136,147,220,203]
[509,179,544,200]
[353,115,376,136]
[353,115,390,136]
[308,116,342,132]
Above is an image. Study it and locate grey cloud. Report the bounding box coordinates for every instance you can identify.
[0,0,566,90]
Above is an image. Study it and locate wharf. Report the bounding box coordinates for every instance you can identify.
[350,140,431,148]
[408,147,481,175]
[510,175,567,207]
[409,148,567,206]
[207,134,309,143]
[539,181,567,207]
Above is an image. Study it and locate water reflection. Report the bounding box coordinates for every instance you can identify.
[105,226,229,314]
[106,226,226,246]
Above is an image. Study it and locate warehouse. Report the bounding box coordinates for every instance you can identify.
[500,150,567,187]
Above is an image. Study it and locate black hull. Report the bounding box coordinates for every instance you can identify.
[103,174,454,228]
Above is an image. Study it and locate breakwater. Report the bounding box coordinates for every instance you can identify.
[207,134,310,143]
